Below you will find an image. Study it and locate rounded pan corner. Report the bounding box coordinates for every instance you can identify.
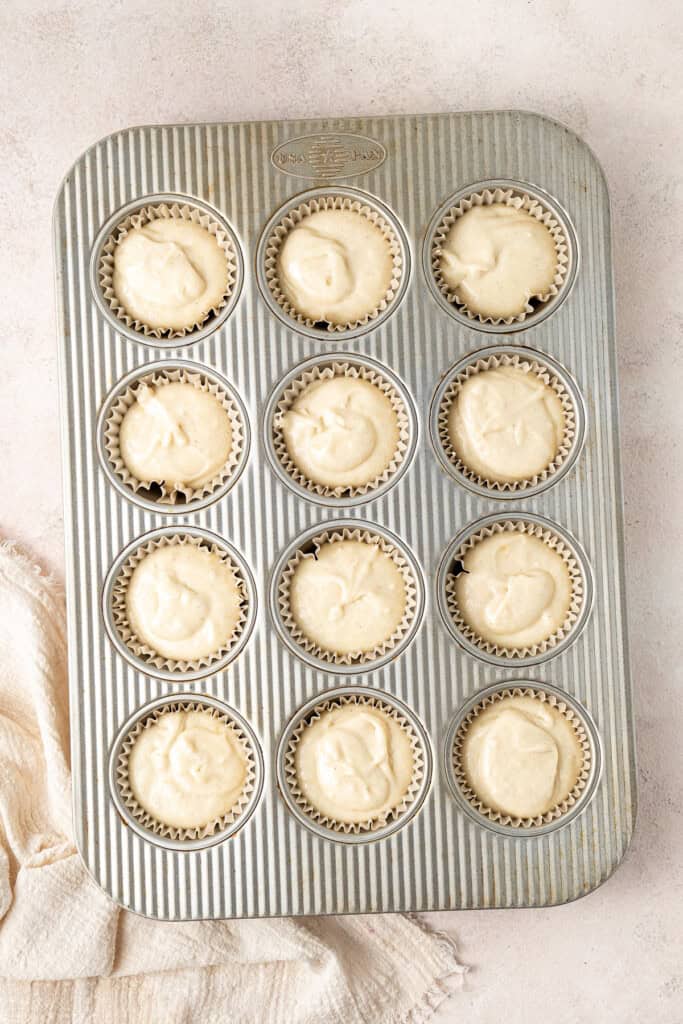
[53,126,128,227]
[464,811,637,912]
[504,108,612,203]
[69,824,132,913]
[543,810,638,909]
[72,815,215,921]
[52,122,183,230]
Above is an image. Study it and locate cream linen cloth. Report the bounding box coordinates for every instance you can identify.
[0,542,464,1024]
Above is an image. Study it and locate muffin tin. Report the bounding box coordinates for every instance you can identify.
[53,111,636,920]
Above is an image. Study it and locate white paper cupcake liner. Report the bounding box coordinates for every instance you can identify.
[451,686,592,828]
[272,359,410,499]
[431,186,570,325]
[98,201,237,339]
[115,700,256,841]
[283,692,424,835]
[437,351,576,493]
[264,194,404,332]
[103,365,245,506]
[277,526,418,666]
[111,534,249,674]
[444,520,584,660]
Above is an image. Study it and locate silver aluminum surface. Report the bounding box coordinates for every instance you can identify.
[53,111,636,919]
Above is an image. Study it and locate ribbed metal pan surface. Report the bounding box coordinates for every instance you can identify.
[53,111,636,919]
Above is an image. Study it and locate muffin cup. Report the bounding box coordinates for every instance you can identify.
[105,529,254,680]
[111,695,262,849]
[440,515,591,665]
[96,198,238,341]
[448,683,596,832]
[426,180,575,330]
[269,355,412,502]
[275,523,422,669]
[101,361,247,509]
[433,346,582,496]
[278,688,430,841]
[259,188,407,337]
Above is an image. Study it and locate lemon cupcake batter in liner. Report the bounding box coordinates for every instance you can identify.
[283,693,425,836]
[272,359,410,499]
[431,186,569,325]
[451,686,592,829]
[98,201,237,339]
[110,534,249,674]
[104,366,245,506]
[277,527,418,667]
[444,520,584,660]
[437,351,576,493]
[115,700,257,842]
[264,195,404,332]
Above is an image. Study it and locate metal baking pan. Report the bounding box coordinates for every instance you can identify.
[53,111,636,919]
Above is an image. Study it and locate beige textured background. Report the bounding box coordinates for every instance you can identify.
[1,1,681,1021]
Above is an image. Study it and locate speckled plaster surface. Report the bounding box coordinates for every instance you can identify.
[0,1,681,1021]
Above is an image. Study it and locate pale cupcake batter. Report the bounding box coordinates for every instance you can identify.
[461,694,584,818]
[439,204,557,319]
[281,376,399,489]
[125,543,243,661]
[277,208,394,324]
[448,365,565,483]
[113,219,228,330]
[289,540,406,656]
[119,382,232,490]
[294,703,414,824]
[128,710,248,829]
[453,531,572,649]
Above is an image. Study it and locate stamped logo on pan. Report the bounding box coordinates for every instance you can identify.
[271,132,386,180]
